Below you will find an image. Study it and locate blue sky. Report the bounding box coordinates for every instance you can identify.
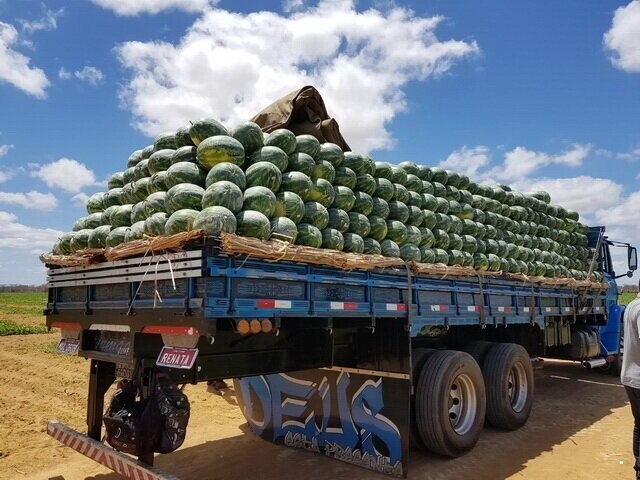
[0,0,639,284]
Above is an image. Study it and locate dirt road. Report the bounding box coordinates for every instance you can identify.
[0,330,635,480]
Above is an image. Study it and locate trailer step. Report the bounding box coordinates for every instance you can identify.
[46,420,178,480]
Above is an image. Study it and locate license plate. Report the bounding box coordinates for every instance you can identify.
[156,346,199,369]
[56,338,80,355]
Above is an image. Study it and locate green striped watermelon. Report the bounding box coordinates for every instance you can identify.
[270,217,298,242]
[390,166,407,185]
[332,186,356,211]
[355,174,376,196]
[386,220,407,244]
[172,146,197,164]
[205,162,246,190]
[193,206,237,235]
[148,149,175,174]
[131,202,147,223]
[422,210,437,229]
[175,126,195,148]
[86,192,106,214]
[166,162,206,188]
[165,184,204,214]
[406,226,422,245]
[388,201,409,222]
[264,129,297,155]
[197,136,245,169]
[334,167,357,189]
[295,135,321,159]
[363,238,381,255]
[106,227,130,247]
[400,243,421,262]
[243,186,277,218]
[374,178,395,201]
[347,212,370,237]
[321,228,344,250]
[274,191,305,223]
[371,197,390,219]
[108,172,125,189]
[343,233,364,253]
[88,225,112,248]
[189,118,229,146]
[110,205,133,228]
[302,202,329,230]
[381,239,400,258]
[232,122,263,155]
[144,192,166,217]
[250,146,288,171]
[165,209,198,235]
[368,215,387,241]
[202,181,243,213]
[393,184,409,203]
[316,143,344,167]
[149,171,168,193]
[374,162,393,180]
[312,160,336,183]
[287,152,315,177]
[308,179,335,208]
[342,152,364,174]
[407,206,424,226]
[104,188,124,209]
[245,161,282,192]
[141,145,154,160]
[125,221,145,242]
[127,150,143,168]
[134,159,150,180]
[154,132,177,150]
[236,210,271,239]
[327,208,350,233]
[352,191,373,215]
[296,224,322,248]
[280,171,313,201]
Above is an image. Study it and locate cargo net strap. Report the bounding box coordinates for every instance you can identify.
[39,230,206,267]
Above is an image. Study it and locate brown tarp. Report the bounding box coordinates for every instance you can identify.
[251,85,350,151]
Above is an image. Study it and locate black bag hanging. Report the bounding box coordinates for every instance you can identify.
[103,380,146,455]
[151,374,190,454]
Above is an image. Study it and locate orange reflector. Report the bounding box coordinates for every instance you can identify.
[261,319,273,333]
[236,320,250,335]
[249,319,262,334]
[51,322,81,330]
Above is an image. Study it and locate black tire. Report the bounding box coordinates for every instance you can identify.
[483,343,534,430]
[415,350,486,457]
[464,340,494,367]
[410,348,435,450]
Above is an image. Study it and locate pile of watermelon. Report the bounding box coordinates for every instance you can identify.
[50,118,600,281]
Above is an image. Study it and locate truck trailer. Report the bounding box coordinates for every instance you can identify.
[43,226,637,479]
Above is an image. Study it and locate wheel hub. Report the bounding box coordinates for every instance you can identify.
[448,373,477,435]
[508,362,528,413]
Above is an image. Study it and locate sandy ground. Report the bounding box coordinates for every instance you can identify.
[0,327,636,480]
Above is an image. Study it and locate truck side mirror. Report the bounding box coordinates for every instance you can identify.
[629,246,637,271]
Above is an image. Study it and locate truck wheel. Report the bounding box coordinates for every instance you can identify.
[464,340,494,367]
[483,343,534,430]
[410,348,435,451]
[415,350,486,457]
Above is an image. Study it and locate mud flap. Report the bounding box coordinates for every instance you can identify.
[235,367,411,477]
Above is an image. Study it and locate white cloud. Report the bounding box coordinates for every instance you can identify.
[59,66,105,85]
[58,67,71,79]
[18,4,64,33]
[596,190,640,227]
[89,0,215,16]
[71,192,89,205]
[31,158,96,193]
[0,144,13,157]
[617,147,640,161]
[0,210,62,249]
[439,145,490,177]
[0,169,16,183]
[0,22,50,98]
[485,143,591,182]
[604,0,640,73]
[116,1,479,152]
[0,191,57,211]
[283,0,306,12]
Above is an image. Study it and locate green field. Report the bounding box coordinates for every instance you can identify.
[0,292,48,335]
[619,292,637,306]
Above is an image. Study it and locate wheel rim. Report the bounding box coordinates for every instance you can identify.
[448,373,477,435]
[507,362,528,413]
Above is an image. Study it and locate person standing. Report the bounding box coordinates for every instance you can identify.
[622,287,640,479]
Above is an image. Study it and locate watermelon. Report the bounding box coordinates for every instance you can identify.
[125,221,146,242]
[332,186,356,211]
[265,129,297,155]
[100,206,118,226]
[246,161,282,192]
[106,227,129,247]
[110,205,133,228]
[145,192,167,217]
[398,161,420,176]
[302,202,330,230]
[141,145,154,160]
[355,174,376,195]
[165,209,198,235]
[462,219,478,236]
[420,246,436,263]
[196,136,246,173]
[388,201,409,222]
[435,197,449,214]
[280,171,313,200]
[422,181,434,195]
[202,181,243,213]
[362,156,376,176]
[131,202,147,223]
[243,186,277,218]
[487,253,501,271]
[374,162,393,180]
[417,165,433,181]
[88,225,112,249]
[133,178,151,202]
[86,192,106,214]
[189,118,229,145]
[446,186,461,202]
[371,197,390,219]
[433,229,450,249]
[270,217,298,242]
[381,239,400,258]
[123,167,136,184]
[148,149,175,174]
[407,206,424,226]
[449,215,463,235]
[422,210,437,229]
[368,215,388,241]
[461,235,478,253]
[405,174,423,193]
[296,224,322,248]
[148,172,167,194]
[193,206,237,235]
[448,233,464,251]
[386,221,407,244]
[165,183,204,214]
[462,251,474,267]
[375,178,395,201]
[144,212,168,236]
[327,208,350,233]
[308,179,336,208]
[343,233,364,253]
[316,143,344,167]
[171,146,197,164]
[154,132,177,150]
[249,145,289,172]
[334,167,357,189]
[430,168,448,184]
[399,243,421,262]
[274,191,305,223]
[204,162,245,190]
[407,191,423,208]
[56,232,74,254]
[231,122,263,155]
[390,166,407,185]
[531,191,551,204]
[406,225,422,245]
[446,171,461,188]
[312,161,336,182]
[458,204,474,220]
[134,159,150,180]
[166,162,206,188]
[473,209,486,223]
[363,238,381,255]
[349,192,372,216]
[104,188,123,207]
[295,135,321,159]
[175,126,195,148]
[108,172,125,189]
[448,250,464,266]
[71,217,86,232]
[236,210,271,240]
[566,209,579,221]
[419,228,435,247]
[432,182,447,198]
[342,152,364,174]
[321,228,344,250]
[120,182,136,205]
[433,248,449,264]
[347,212,370,237]
[127,150,144,168]
[393,184,410,203]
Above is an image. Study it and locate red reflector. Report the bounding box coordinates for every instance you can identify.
[398,304,408,311]
[51,322,81,330]
[344,302,358,310]
[257,299,275,308]
[142,325,200,336]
